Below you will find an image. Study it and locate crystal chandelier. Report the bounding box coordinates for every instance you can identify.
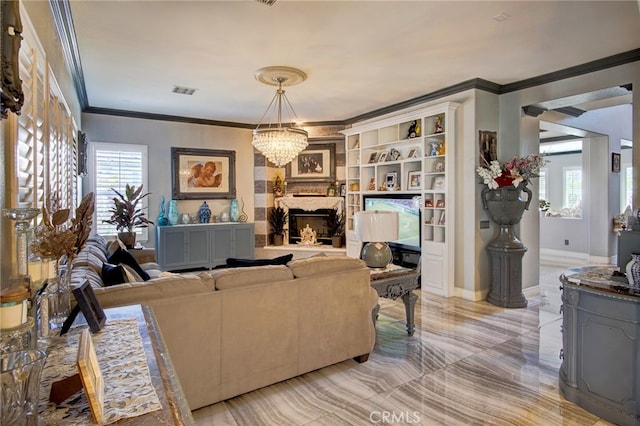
[252,66,308,167]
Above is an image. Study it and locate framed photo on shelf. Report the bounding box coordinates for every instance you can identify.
[432,159,445,173]
[389,148,401,161]
[287,142,336,183]
[378,152,388,162]
[438,211,446,225]
[612,152,621,173]
[408,171,422,190]
[436,199,445,208]
[340,183,347,197]
[172,147,236,199]
[425,199,434,208]
[407,148,418,159]
[368,152,379,163]
[433,176,446,190]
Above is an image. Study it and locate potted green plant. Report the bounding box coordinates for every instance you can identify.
[103,184,154,248]
[268,206,288,246]
[326,208,345,248]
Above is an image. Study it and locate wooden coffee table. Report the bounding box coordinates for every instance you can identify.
[370,264,420,336]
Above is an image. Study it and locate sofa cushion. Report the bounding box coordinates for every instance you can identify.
[101,263,128,286]
[287,256,367,278]
[212,265,294,290]
[72,244,108,275]
[93,273,211,308]
[225,254,293,268]
[108,247,150,281]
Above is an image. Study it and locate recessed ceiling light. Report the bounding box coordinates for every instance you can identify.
[493,12,511,22]
[172,86,197,95]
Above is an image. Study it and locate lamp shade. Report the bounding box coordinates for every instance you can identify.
[354,211,399,242]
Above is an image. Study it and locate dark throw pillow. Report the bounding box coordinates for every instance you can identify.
[107,247,150,281]
[101,263,128,286]
[226,253,294,268]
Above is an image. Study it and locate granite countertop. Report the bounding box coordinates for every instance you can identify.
[561,266,640,298]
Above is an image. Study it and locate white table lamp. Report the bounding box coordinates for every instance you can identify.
[354,211,399,268]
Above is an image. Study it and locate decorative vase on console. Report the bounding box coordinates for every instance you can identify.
[625,252,640,289]
[168,200,179,226]
[157,195,169,226]
[198,201,211,223]
[230,199,239,222]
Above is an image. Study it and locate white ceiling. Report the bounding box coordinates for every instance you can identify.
[68,0,640,125]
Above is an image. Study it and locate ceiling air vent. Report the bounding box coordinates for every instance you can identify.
[254,0,277,5]
[172,86,197,95]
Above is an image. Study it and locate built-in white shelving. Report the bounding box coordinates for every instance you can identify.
[342,102,459,297]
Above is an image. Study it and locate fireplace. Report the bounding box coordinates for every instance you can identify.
[288,209,332,245]
[274,196,345,246]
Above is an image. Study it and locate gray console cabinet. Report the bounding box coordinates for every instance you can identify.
[157,223,255,271]
[559,270,640,426]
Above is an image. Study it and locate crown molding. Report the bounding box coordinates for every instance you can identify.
[49,0,88,109]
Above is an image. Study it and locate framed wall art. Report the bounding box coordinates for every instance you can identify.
[479,130,497,166]
[612,152,621,173]
[286,143,335,183]
[172,147,236,199]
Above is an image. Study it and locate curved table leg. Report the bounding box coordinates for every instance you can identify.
[401,291,418,335]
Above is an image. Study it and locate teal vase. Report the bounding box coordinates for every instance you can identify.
[230,199,239,222]
[168,200,179,226]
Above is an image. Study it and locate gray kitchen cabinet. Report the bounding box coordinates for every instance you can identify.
[157,223,255,271]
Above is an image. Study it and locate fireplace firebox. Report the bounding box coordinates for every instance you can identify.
[288,208,332,245]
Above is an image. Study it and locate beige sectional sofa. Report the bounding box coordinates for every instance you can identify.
[70,235,378,410]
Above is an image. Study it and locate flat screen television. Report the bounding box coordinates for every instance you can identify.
[363,194,421,254]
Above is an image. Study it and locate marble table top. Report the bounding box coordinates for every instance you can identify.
[561,265,640,298]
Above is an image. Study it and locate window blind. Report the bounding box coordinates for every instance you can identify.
[564,168,582,209]
[92,143,148,239]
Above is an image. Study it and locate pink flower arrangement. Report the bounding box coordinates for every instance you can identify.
[476,154,546,189]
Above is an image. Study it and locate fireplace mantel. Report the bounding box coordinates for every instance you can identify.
[275,196,344,212]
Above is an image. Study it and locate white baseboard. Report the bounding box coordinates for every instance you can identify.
[454,287,489,301]
[523,285,540,298]
[540,248,589,266]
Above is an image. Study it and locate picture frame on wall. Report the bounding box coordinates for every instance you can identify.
[612,152,621,173]
[479,130,497,166]
[171,147,236,199]
[286,143,336,183]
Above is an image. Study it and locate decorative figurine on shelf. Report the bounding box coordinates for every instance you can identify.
[298,224,318,246]
[368,177,376,191]
[407,120,419,138]
[429,141,439,156]
[273,175,284,197]
[437,141,446,155]
[238,198,248,222]
[157,196,169,226]
[434,114,444,133]
[198,201,211,223]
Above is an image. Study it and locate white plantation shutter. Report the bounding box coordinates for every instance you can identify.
[13,41,77,213]
[564,168,582,209]
[16,46,46,209]
[91,143,148,240]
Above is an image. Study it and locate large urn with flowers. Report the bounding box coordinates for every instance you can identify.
[477,155,544,309]
[481,179,532,250]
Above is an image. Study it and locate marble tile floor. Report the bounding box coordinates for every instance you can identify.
[193,263,615,426]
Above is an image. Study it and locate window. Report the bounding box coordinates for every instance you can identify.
[90,143,149,240]
[538,168,547,202]
[622,164,633,211]
[563,167,582,209]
